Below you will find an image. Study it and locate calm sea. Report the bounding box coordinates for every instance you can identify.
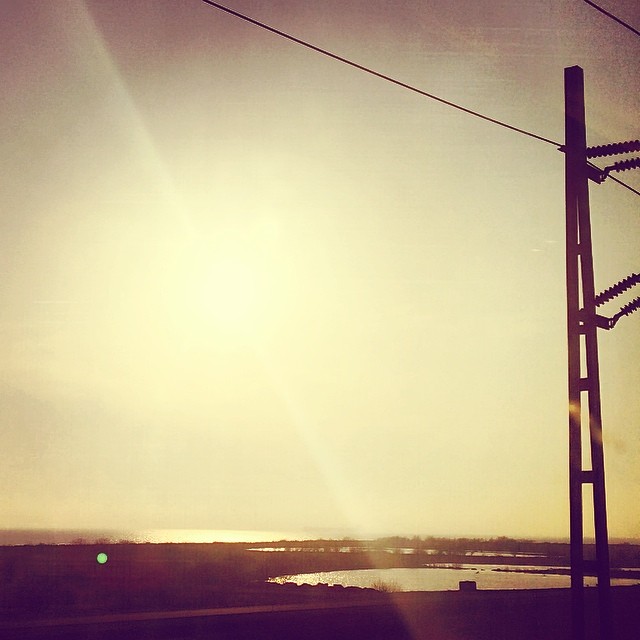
[0,528,310,546]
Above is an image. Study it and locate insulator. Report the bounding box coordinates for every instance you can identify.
[604,157,640,174]
[594,273,640,307]
[619,296,640,316]
[612,296,640,325]
[586,139,640,158]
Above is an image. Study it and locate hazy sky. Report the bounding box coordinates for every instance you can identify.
[1,0,639,540]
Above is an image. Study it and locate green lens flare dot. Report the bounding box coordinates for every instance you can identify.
[96,552,108,564]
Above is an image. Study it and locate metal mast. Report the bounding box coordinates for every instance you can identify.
[564,65,612,640]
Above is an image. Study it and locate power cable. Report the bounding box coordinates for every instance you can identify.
[607,174,640,197]
[586,161,640,197]
[200,0,561,147]
[580,0,640,38]
[200,1,640,200]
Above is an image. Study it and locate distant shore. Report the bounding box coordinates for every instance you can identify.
[3,529,639,547]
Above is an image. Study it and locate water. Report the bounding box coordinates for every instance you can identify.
[0,528,310,546]
[272,565,640,592]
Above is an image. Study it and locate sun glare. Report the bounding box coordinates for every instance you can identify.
[198,257,262,332]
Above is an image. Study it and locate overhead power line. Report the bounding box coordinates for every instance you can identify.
[200,0,561,147]
[201,0,640,199]
[580,0,640,38]
[607,174,640,197]
[586,160,640,196]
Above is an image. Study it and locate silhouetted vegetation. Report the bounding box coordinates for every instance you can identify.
[1,537,638,620]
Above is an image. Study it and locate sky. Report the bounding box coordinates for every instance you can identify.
[1,0,638,541]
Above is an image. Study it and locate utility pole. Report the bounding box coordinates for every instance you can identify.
[564,65,612,640]
[564,64,640,639]
[565,64,640,639]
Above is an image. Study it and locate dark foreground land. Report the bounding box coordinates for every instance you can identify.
[1,540,639,639]
[2,587,640,639]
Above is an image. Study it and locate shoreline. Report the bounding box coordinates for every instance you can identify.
[1,541,638,616]
[2,542,639,638]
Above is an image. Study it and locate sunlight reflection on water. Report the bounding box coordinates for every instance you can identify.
[272,565,640,592]
[0,528,310,545]
[133,529,309,544]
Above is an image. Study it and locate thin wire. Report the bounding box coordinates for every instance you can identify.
[586,161,640,197]
[580,0,640,38]
[607,174,640,197]
[201,1,640,200]
[201,0,561,147]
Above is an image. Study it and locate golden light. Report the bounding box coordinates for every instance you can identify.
[196,255,263,333]
[167,226,286,347]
